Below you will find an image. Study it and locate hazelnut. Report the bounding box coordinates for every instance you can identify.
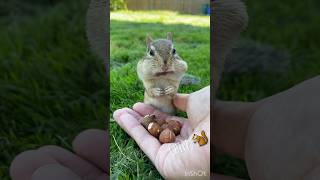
[159,128,176,143]
[156,118,166,126]
[160,123,169,131]
[148,122,161,138]
[139,114,156,129]
[167,120,182,135]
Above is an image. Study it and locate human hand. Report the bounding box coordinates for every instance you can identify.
[10,129,108,180]
[113,86,210,179]
[213,76,320,180]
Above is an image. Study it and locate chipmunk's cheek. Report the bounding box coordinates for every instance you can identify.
[174,61,187,73]
[151,68,160,76]
[142,62,154,75]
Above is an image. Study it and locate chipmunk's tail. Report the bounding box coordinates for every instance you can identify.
[212,0,249,91]
[201,130,208,143]
[86,0,107,62]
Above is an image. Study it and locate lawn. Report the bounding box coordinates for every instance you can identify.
[110,11,210,179]
[0,0,105,179]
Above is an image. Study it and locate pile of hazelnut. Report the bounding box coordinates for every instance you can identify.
[139,114,182,143]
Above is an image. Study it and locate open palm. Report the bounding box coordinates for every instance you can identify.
[113,86,210,179]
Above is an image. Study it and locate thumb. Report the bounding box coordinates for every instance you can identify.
[173,94,189,112]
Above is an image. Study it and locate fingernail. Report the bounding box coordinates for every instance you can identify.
[113,109,125,119]
[132,102,143,108]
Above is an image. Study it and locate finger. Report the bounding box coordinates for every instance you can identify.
[37,145,104,179]
[187,86,210,128]
[173,93,189,112]
[188,86,210,113]
[132,102,168,120]
[10,150,58,180]
[179,120,193,139]
[72,129,108,172]
[10,145,104,180]
[113,107,142,120]
[31,164,82,180]
[114,111,161,163]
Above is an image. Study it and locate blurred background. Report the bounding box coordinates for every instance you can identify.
[111,0,211,15]
[215,0,320,179]
[0,0,105,179]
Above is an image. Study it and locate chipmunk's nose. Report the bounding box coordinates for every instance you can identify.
[162,66,168,71]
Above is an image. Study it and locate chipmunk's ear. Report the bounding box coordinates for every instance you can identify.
[146,34,153,46]
[167,32,173,41]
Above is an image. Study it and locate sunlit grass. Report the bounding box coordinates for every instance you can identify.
[111,10,210,27]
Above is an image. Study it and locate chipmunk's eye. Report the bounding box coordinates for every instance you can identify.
[149,49,155,56]
[172,48,176,54]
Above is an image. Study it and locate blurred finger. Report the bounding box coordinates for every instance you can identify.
[31,164,81,180]
[173,94,189,112]
[72,129,108,172]
[10,145,104,180]
[37,145,104,179]
[10,150,57,180]
[113,111,161,163]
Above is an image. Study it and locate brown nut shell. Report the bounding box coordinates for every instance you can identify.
[159,128,176,143]
[160,123,169,131]
[140,114,156,129]
[167,120,182,135]
[156,118,166,126]
[148,122,161,138]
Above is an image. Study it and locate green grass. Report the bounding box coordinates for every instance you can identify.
[110,11,210,179]
[0,0,105,179]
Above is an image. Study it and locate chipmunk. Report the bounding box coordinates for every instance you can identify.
[137,33,188,114]
[192,130,208,146]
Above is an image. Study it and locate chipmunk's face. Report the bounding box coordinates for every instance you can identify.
[143,33,187,76]
[192,134,198,140]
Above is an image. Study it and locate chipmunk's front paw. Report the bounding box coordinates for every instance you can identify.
[164,86,175,95]
[150,88,164,96]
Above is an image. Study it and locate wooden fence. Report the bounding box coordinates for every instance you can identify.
[125,0,210,15]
